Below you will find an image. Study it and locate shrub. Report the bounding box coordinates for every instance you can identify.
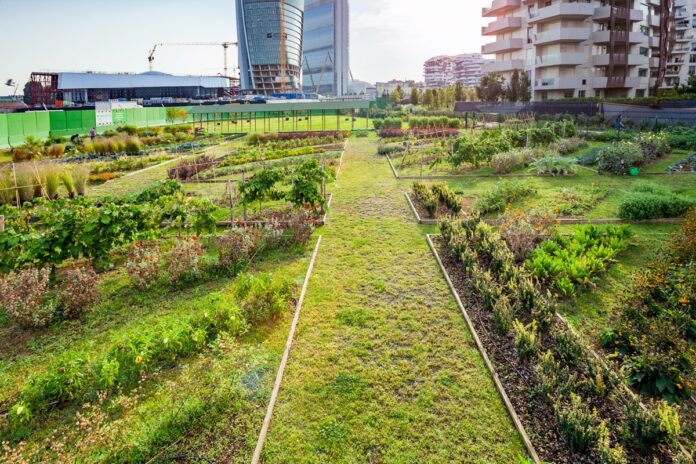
[234,273,293,324]
[0,267,54,328]
[286,210,315,246]
[377,145,405,156]
[43,166,61,199]
[125,242,161,289]
[216,227,267,270]
[499,209,556,261]
[57,261,100,320]
[636,132,670,163]
[531,156,578,176]
[71,165,89,196]
[554,393,601,452]
[512,319,539,362]
[532,350,577,399]
[432,183,461,214]
[166,237,204,283]
[550,137,587,156]
[623,400,681,448]
[60,169,76,199]
[412,182,439,217]
[473,180,536,215]
[576,147,602,166]
[618,191,693,220]
[671,206,696,260]
[597,421,627,464]
[490,149,537,174]
[493,294,514,335]
[46,144,66,158]
[597,141,645,175]
[553,330,583,366]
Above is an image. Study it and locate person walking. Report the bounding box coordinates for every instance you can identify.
[89,127,96,141]
[614,114,625,132]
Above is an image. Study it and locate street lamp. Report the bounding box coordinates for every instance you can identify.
[4,79,18,98]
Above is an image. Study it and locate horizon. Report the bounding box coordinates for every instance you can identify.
[0,0,489,96]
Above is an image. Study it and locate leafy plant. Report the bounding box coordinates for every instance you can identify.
[239,168,282,211]
[512,319,539,362]
[597,142,645,175]
[57,260,100,320]
[125,242,161,289]
[0,267,54,328]
[499,209,556,261]
[618,185,693,220]
[234,272,293,324]
[531,156,578,176]
[473,180,535,215]
[490,148,538,174]
[166,237,203,283]
[285,158,330,211]
[216,227,268,271]
[554,393,601,452]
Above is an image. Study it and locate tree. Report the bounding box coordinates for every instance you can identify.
[678,74,696,95]
[286,159,331,211]
[423,89,434,107]
[239,168,282,212]
[166,108,189,124]
[507,70,520,102]
[410,87,420,105]
[432,88,440,108]
[519,71,532,102]
[390,86,403,104]
[476,72,506,102]
[454,81,465,102]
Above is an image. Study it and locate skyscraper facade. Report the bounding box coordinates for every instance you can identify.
[236,0,304,95]
[302,0,350,96]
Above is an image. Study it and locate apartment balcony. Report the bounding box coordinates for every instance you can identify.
[482,38,525,54]
[535,53,585,68]
[593,53,649,67]
[482,17,523,36]
[676,21,690,30]
[591,30,646,45]
[650,57,660,68]
[534,28,589,45]
[482,59,526,73]
[535,77,583,90]
[676,33,694,42]
[528,2,595,24]
[649,36,660,48]
[482,0,521,17]
[593,76,647,89]
[594,6,643,23]
[672,46,690,54]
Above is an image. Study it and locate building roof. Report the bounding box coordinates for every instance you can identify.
[187,100,370,114]
[57,71,229,90]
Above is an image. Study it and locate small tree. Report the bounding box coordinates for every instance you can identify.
[519,71,532,102]
[390,86,403,104]
[423,89,434,107]
[507,70,520,102]
[239,168,282,212]
[477,72,506,102]
[454,81,465,102]
[166,108,189,124]
[410,87,420,105]
[286,159,330,211]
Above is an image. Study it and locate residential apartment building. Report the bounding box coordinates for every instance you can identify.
[481,0,696,100]
[423,54,490,88]
[647,0,696,90]
[302,0,350,97]
[236,0,304,95]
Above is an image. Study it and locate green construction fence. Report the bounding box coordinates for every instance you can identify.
[0,107,195,149]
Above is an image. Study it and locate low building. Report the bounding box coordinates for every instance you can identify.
[26,71,233,107]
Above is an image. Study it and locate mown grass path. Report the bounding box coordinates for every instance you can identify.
[262,137,525,462]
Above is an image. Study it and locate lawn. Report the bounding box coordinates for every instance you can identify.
[262,136,526,463]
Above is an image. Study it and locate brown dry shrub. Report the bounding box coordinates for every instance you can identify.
[499,209,557,261]
[57,260,100,320]
[0,267,54,328]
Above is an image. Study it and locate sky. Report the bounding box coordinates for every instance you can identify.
[0,0,489,96]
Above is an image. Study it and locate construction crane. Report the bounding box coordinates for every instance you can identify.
[147,42,238,77]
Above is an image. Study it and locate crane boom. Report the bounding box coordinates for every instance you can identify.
[147,42,238,77]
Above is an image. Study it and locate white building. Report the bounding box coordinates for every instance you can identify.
[423,54,490,88]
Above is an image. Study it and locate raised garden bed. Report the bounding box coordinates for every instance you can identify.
[667,153,696,173]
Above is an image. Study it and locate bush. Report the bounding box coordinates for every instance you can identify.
[597,142,645,175]
[166,237,204,283]
[216,227,267,270]
[286,210,315,246]
[473,180,535,215]
[46,144,66,158]
[493,294,514,335]
[597,421,627,464]
[623,400,681,448]
[57,261,100,320]
[512,319,539,362]
[618,191,693,220]
[550,137,587,155]
[576,147,602,166]
[636,132,670,163]
[554,393,601,452]
[125,242,161,289]
[0,267,54,328]
[499,209,556,261]
[490,149,537,174]
[671,206,696,260]
[377,145,405,156]
[531,156,578,176]
[412,182,439,217]
[234,273,293,324]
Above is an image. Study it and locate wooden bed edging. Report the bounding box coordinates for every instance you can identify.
[425,234,541,464]
[404,192,438,225]
[251,236,323,464]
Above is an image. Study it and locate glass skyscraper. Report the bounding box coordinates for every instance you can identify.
[236,0,304,95]
[302,0,349,97]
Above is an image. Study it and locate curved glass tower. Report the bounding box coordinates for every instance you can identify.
[236,0,304,95]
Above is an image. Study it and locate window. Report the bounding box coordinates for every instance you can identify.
[639,68,648,77]
[690,66,696,75]
[640,25,649,36]
[579,90,586,98]
[564,91,574,98]
[639,47,649,57]
[635,89,646,98]
[541,91,548,101]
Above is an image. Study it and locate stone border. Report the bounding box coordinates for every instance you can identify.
[425,234,541,464]
[251,236,323,464]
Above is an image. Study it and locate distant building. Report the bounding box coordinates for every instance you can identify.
[375,80,419,97]
[26,71,232,106]
[236,0,305,95]
[424,54,490,88]
[302,0,350,96]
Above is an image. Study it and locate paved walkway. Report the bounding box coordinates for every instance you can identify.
[261,138,525,463]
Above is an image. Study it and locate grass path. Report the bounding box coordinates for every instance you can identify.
[261,137,525,462]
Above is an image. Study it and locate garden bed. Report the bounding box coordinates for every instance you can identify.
[430,234,677,464]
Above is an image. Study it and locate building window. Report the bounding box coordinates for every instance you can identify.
[564,91,574,98]
[639,68,648,77]
[541,91,548,101]
[635,89,646,98]
[639,47,649,57]
[579,90,586,98]
[690,66,696,75]
[640,25,649,36]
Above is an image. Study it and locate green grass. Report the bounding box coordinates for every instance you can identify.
[262,137,526,462]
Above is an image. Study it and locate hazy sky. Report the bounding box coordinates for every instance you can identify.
[0,0,488,96]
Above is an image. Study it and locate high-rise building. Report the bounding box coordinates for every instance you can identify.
[480,0,696,100]
[647,0,696,91]
[423,54,490,88]
[302,0,350,96]
[236,0,304,95]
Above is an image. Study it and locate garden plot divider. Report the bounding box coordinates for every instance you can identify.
[425,233,540,464]
[252,235,323,464]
